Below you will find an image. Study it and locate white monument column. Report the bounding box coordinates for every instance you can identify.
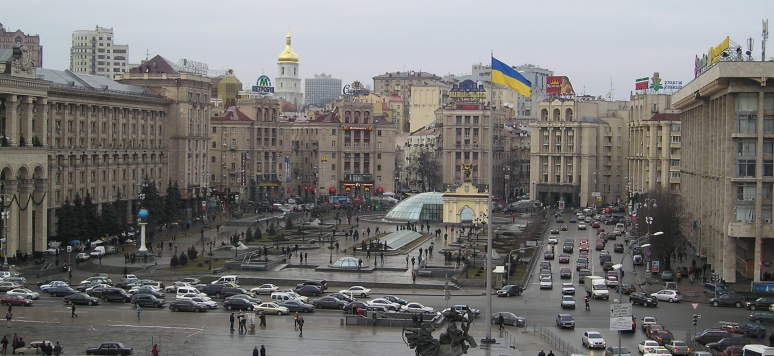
[138,209,148,254]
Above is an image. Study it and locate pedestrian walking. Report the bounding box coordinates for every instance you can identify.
[12,337,23,355]
[260,345,266,356]
[151,344,159,356]
[498,314,505,330]
[230,312,235,332]
[406,254,409,267]
[372,310,377,326]
[584,296,590,311]
[238,311,246,333]
[0,336,6,354]
[769,332,774,347]
[259,311,266,327]
[304,252,307,262]
[53,342,62,356]
[380,252,384,265]
[548,350,555,356]
[136,305,141,320]
[676,271,682,283]
[298,315,304,336]
[70,303,77,318]
[294,311,300,331]
[253,346,259,356]
[538,349,546,356]
[412,314,419,327]
[240,314,247,333]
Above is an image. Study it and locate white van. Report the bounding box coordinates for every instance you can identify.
[176,286,207,297]
[90,246,106,257]
[271,292,308,303]
[742,345,774,356]
[211,275,238,285]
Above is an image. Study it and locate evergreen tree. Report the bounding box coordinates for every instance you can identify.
[71,193,85,239]
[99,202,118,236]
[164,180,183,224]
[83,191,101,240]
[178,252,188,266]
[113,191,127,230]
[189,246,198,260]
[139,178,164,226]
[285,216,294,230]
[170,254,179,268]
[245,228,254,243]
[57,199,76,241]
[254,228,262,241]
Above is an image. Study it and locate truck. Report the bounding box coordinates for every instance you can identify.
[584,275,610,300]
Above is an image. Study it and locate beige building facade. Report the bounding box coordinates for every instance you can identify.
[530,98,630,208]
[672,61,774,282]
[373,70,441,132]
[117,55,212,214]
[627,93,681,196]
[409,82,452,132]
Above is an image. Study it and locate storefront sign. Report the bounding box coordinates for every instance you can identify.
[450,79,486,99]
[695,36,731,78]
[343,81,369,96]
[343,126,373,131]
[454,104,480,110]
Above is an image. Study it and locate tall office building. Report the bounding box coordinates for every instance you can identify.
[69,26,129,78]
[305,73,341,107]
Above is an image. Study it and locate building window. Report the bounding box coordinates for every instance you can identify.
[670,136,681,143]
[331,140,336,147]
[738,160,756,177]
[738,139,757,156]
[765,139,774,154]
[736,114,757,133]
[377,142,381,148]
[670,171,680,179]
[766,161,774,177]
[377,165,381,171]
[765,115,774,133]
[671,124,681,132]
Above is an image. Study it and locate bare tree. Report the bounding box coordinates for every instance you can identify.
[408,150,440,192]
[633,186,688,272]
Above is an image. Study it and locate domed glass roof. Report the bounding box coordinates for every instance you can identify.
[332,257,360,268]
[278,33,299,63]
[384,192,443,222]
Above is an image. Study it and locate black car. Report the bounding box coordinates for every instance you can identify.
[556,313,575,329]
[651,330,675,345]
[710,293,746,308]
[169,300,207,312]
[223,298,257,311]
[629,292,658,307]
[750,311,774,324]
[281,299,315,313]
[85,342,133,355]
[130,294,165,308]
[694,329,736,345]
[602,261,614,271]
[577,269,591,284]
[313,296,346,309]
[201,284,225,297]
[221,287,249,299]
[563,244,574,253]
[63,293,100,306]
[544,251,555,260]
[613,243,625,253]
[497,285,524,297]
[301,279,328,292]
[49,286,77,297]
[294,285,322,296]
[225,294,262,305]
[132,288,164,299]
[747,297,774,310]
[91,287,131,303]
[381,295,407,305]
[559,268,572,279]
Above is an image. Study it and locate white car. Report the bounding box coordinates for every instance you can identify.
[177,293,213,301]
[578,223,587,230]
[548,236,559,245]
[250,284,280,295]
[367,298,401,311]
[339,286,371,297]
[643,349,672,356]
[189,296,217,309]
[279,290,309,303]
[638,340,660,354]
[401,302,434,314]
[164,282,192,293]
[540,276,553,289]
[7,288,39,300]
[582,331,606,349]
[562,283,576,295]
[255,302,289,315]
[84,284,111,294]
[129,285,160,295]
[650,290,682,303]
[641,317,657,331]
[560,295,576,309]
[606,276,619,287]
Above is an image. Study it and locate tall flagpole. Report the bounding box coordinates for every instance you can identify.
[481,52,496,344]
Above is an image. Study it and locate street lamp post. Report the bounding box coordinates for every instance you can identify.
[1,210,8,266]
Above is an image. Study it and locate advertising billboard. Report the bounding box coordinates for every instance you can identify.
[546,76,575,98]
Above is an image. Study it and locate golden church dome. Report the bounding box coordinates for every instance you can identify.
[277,32,298,63]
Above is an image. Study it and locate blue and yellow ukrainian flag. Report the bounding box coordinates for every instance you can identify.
[491,57,532,97]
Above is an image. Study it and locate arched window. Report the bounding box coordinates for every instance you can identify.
[541,109,548,121]
[565,109,573,122]
[281,67,285,75]
[552,108,560,122]
[344,111,351,123]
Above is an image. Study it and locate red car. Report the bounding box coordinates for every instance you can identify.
[579,243,589,252]
[723,345,744,356]
[1,295,32,307]
[591,221,601,228]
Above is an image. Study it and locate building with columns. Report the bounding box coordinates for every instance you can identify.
[530,97,630,208]
[627,93,681,196]
[117,56,212,217]
[274,33,303,108]
[672,60,774,282]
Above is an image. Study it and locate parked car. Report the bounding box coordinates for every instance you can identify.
[63,293,100,306]
[130,294,165,308]
[168,299,207,312]
[706,337,751,352]
[84,342,133,355]
[255,302,289,315]
[327,293,355,304]
[313,296,347,309]
[629,292,658,307]
[339,286,371,297]
[665,340,691,355]
[711,293,746,308]
[342,301,369,314]
[0,295,32,307]
[75,253,90,262]
[661,271,674,281]
[722,323,766,338]
[368,298,401,311]
[223,298,258,311]
[749,311,774,324]
[250,284,280,296]
[279,299,314,313]
[497,285,523,297]
[37,276,67,288]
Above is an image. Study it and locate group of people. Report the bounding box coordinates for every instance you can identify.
[0,334,62,355]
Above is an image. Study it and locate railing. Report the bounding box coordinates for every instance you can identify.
[534,324,585,355]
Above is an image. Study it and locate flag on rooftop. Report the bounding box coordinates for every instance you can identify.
[491,57,532,97]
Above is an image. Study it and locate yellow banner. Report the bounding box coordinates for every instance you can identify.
[708,36,730,65]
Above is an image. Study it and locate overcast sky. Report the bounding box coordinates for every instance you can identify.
[11,0,773,100]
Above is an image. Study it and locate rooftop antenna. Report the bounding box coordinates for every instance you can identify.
[609,77,614,101]
[763,19,769,61]
[145,49,150,61]
[747,37,755,61]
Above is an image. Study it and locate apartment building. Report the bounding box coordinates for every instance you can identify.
[70,26,129,78]
[627,93,681,195]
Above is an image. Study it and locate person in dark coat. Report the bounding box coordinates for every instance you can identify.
[253,346,259,356]
[229,312,235,332]
[260,345,266,356]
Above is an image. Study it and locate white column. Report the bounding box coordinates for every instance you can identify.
[138,222,147,253]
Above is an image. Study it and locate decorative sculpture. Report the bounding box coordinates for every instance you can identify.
[404,309,477,356]
[460,163,475,182]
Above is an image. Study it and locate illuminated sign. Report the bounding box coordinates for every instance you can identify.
[343,126,373,131]
[635,73,683,92]
[178,58,209,76]
[635,77,649,90]
[546,76,575,98]
[252,75,275,95]
[695,36,731,78]
[663,81,683,90]
[285,156,290,183]
[450,79,486,99]
[343,81,369,96]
